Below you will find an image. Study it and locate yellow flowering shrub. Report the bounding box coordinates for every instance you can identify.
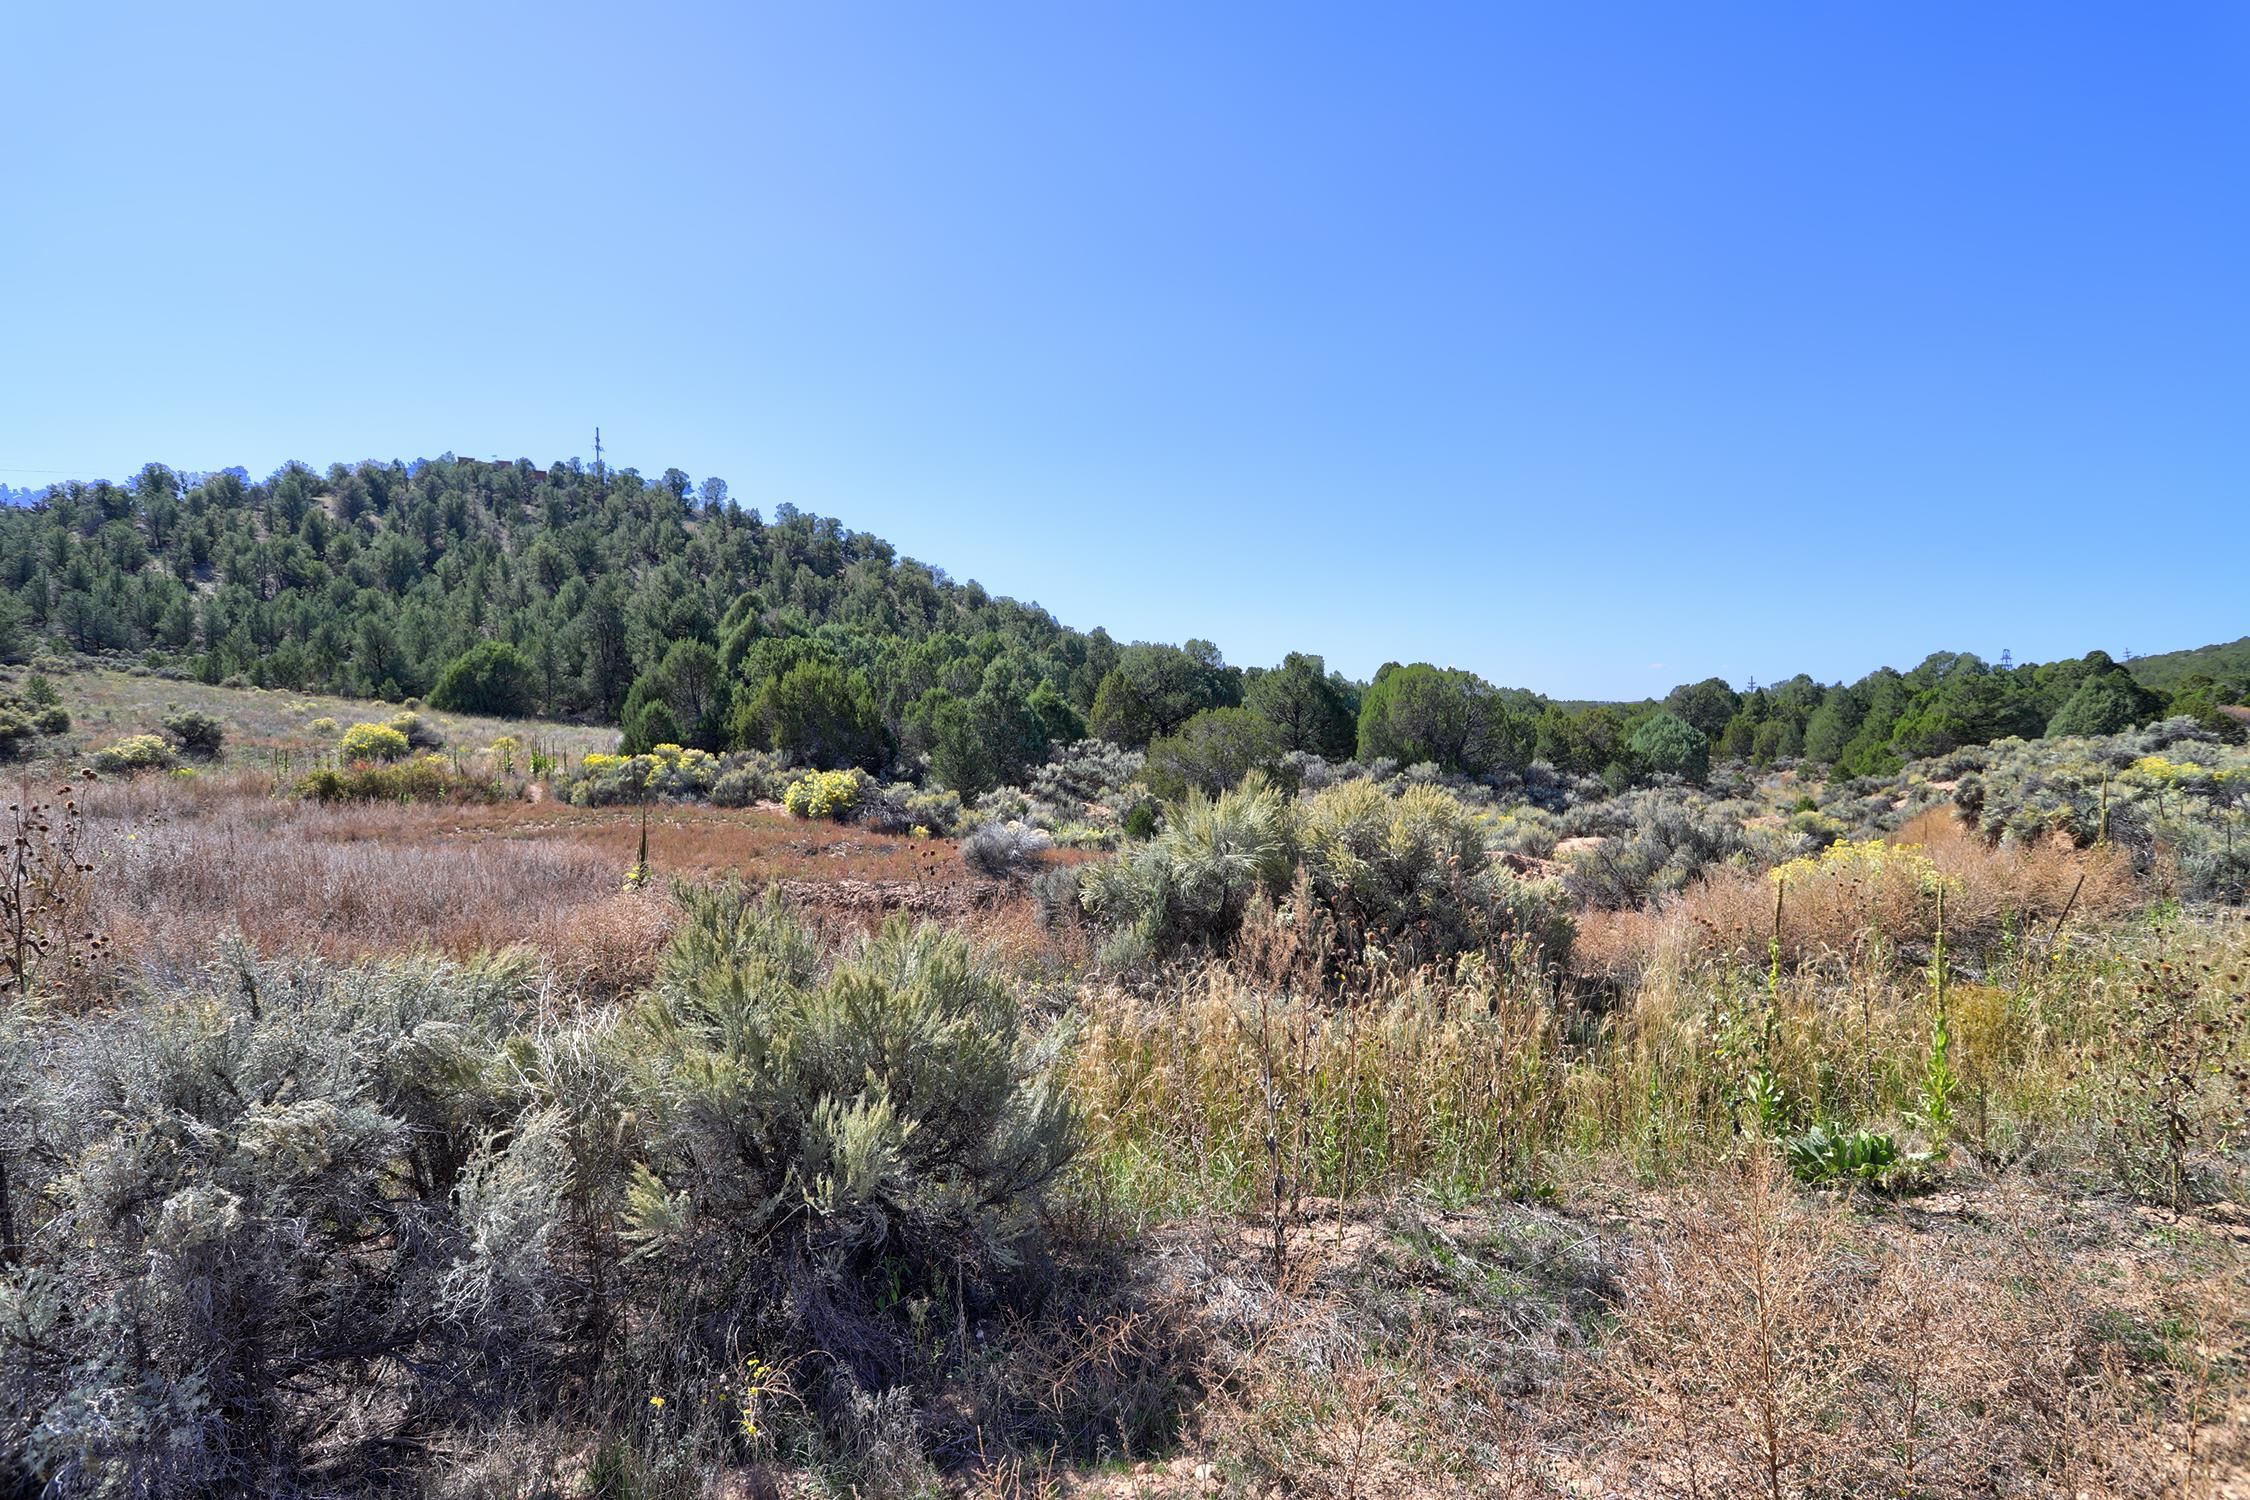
[2130,755,2200,784]
[783,769,862,821]
[90,734,176,775]
[340,722,411,763]
[1770,837,1946,892]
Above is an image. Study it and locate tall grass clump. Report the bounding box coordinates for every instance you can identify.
[1072,956,1566,1220]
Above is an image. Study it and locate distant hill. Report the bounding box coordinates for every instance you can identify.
[2126,637,2250,693]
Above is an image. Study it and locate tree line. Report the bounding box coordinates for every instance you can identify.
[0,455,2238,794]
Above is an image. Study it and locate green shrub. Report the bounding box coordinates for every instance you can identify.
[0,707,36,758]
[295,756,488,803]
[1142,706,1284,800]
[1626,711,1711,783]
[90,733,176,775]
[341,721,412,762]
[428,640,535,717]
[309,715,338,735]
[159,709,225,758]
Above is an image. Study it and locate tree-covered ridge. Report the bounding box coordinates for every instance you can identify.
[2124,635,2250,695]
[0,454,2240,798]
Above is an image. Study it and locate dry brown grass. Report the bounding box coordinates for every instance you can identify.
[532,888,680,1005]
[1582,1158,2239,1499]
[1577,805,2136,979]
[63,768,1059,998]
[1067,1171,2250,1500]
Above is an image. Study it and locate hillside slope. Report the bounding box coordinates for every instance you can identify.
[2126,635,2250,693]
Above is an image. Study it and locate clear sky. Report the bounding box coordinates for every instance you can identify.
[4,4,2245,699]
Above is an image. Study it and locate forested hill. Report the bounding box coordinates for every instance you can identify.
[0,455,2242,797]
[0,456,1277,792]
[0,456,1100,715]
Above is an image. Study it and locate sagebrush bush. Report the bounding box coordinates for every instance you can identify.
[1075,776,1576,972]
[0,889,1088,1494]
[857,779,963,835]
[0,693,69,756]
[709,750,789,807]
[961,819,1055,879]
[561,745,718,805]
[0,949,569,1496]
[1027,738,1146,818]
[619,886,1076,1435]
[1293,780,1573,971]
[1031,863,1085,929]
[1563,788,1760,910]
[1078,778,1297,962]
[386,710,444,751]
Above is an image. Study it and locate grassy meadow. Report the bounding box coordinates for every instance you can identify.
[17,661,621,771]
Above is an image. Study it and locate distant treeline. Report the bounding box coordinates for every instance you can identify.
[0,456,2240,791]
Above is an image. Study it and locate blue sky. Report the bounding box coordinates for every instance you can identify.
[4,3,2245,699]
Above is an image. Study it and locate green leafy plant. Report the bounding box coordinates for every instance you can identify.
[1782,1122,1929,1191]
